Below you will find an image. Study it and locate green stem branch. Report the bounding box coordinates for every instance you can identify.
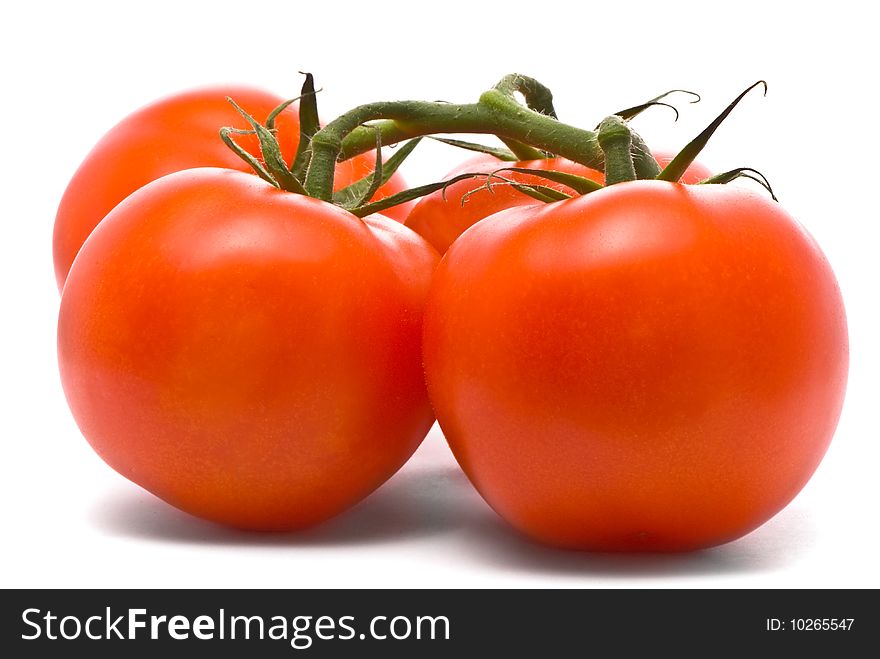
[306,98,604,200]
[597,116,636,185]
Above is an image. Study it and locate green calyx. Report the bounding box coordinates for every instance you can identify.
[220,73,424,217]
[222,72,618,214]
[657,81,768,183]
[220,75,777,219]
[588,81,776,200]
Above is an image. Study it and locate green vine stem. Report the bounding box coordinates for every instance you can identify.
[493,73,559,118]
[597,116,637,185]
[305,74,662,200]
[631,134,661,178]
[492,74,557,159]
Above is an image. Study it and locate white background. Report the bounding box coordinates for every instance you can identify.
[2,0,877,588]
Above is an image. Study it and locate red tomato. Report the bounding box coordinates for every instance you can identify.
[53,87,409,291]
[423,181,847,551]
[57,168,437,530]
[405,151,712,255]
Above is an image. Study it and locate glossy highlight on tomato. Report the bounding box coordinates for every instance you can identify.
[53,86,409,291]
[58,168,437,530]
[423,180,847,551]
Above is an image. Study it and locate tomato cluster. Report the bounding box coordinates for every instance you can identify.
[54,78,847,551]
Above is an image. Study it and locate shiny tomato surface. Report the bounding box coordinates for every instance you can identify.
[58,168,437,530]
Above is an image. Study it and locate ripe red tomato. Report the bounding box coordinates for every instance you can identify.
[53,86,409,291]
[57,168,437,530]
[405,151,712,254]
[423,181,847,551]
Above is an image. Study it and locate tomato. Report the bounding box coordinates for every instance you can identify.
[405,151,712,254]
[423,181,847,551]
[57,168,437,531]
[53,86,409,291]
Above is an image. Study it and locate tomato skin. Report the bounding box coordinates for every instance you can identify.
[423,181,847,551]
[58,168,437,531]
[405,152,712,255]
[53,87,409,291]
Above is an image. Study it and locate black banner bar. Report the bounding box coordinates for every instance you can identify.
[1,589,873,656]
